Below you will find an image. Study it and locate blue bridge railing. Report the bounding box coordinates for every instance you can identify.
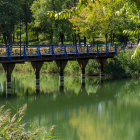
[0,44,137,60]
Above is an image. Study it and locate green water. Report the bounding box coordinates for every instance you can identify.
[0,71,140,140]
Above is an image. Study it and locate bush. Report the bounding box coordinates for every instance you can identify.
[0,105,56,140]
[65,61,80,75]
[105,50,140,77]
[86,60,99,75]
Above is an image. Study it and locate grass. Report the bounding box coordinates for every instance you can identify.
[0,105,57,140]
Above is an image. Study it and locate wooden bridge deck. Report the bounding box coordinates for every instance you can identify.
[0,52,116,63]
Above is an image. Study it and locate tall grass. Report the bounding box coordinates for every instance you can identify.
[0,105,56,140]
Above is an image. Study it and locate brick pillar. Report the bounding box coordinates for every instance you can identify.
[97,58,107,77]
[78,59,88,88]
[56,60,67,92]
[2,63,15,95]
[31,62,43,93]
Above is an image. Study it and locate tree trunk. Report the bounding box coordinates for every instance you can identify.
[93,38,95,45]
[124,36,127,45]
[13,32,15,44]
[75,33,77,44]
[138,33,140,44]
[84,36,86,45]
[25,22,28,46]
[72,34,74,45]
[113,33,115,44]
[60,32,64,45]
[25,0,28,46]
[36,33,39,41]
[78,33,81,45]
[2,33,7,45]
[105,34,108,45]
[110,32,113,44]
[2,32,12,45]
[7,32,11,45]
[17,33,18,40]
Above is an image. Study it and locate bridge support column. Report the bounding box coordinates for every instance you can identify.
[31,62,43,93]
[2,63,15,96]
[56,60,67,92]
[97,58,107,77]
[78,59,88,88]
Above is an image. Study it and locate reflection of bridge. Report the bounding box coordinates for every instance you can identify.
[24,80,119,125]
[0,44,135,95]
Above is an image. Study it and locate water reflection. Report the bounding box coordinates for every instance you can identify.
[0,70,140,140]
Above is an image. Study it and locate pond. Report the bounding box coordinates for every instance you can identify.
[0,70,140,140]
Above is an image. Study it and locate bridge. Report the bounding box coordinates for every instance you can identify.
[0,43,135,95]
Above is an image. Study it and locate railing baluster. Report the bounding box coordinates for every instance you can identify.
[87,45,90,56]
[64,46,68,57]
[52,45,55,57]
[106,44,109,54]
[97,44,100,55]
[131,44,133,49]
[7,45,12,60]
[115,44,117,53]
[76,44,79,56]
[23,45,28,59]
[60,45,63,54]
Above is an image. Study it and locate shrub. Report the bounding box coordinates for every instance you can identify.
[105,50,140,77]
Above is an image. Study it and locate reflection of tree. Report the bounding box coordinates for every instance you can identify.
[1,71,140,140]
[64,76,81,94]
[69,100,140,140]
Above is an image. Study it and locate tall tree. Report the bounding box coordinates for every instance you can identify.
[0,0,23,45]
[31,0,75,44]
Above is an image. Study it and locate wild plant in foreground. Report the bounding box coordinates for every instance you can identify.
[0,105,56,140]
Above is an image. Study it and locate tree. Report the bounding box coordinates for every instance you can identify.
[31,0,78,44]
[69,0,128,44]
[0,0,23,45]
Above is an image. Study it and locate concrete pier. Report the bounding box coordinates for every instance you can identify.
[97,58,107,77]
[78,59,88,88]
[56,60,67,92]
[2,63,15,96]
[31,62,43,93]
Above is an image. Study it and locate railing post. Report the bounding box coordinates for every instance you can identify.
[60,44,62,54]
[131,44,133,49]
[87,45,90,56]
[106,44,109,54]
[97,44,100,55]
[2,63,15,97]
[78,59,88,88]
[31,62,44,94]
[76,44,79,56]
[115,44,117,53]
[20,44,22,57]
[52,45,55,57]
[64,46,68,57]
[56,60,68,92]
[7,45,11,60]
[23,45,28,59]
